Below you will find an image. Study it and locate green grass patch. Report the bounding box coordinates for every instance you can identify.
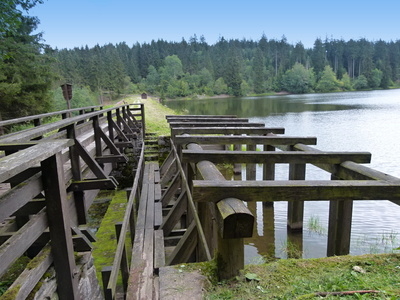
[124,95,178,136]
[92,190,131,285]
[204,253,400,299]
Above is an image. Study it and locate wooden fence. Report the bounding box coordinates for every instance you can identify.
[0,104,144,300]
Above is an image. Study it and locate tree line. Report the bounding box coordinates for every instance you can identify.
[52,35,400,99]
[1,2,400,120]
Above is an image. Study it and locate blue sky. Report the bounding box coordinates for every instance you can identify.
[30,0,400,49]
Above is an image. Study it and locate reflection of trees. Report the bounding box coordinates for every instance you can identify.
[165,96,356,118]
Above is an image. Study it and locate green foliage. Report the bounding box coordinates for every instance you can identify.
[368,68,383,88]
[51,86,99,111]
[315,65,341,92]
[0,15,54,119]
[48,36,400,100]
[353,75,369,90]
[281,63,315,94]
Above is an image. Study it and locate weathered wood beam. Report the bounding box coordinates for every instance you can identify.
[182,150,371,164]
[192,180,400,202]
[172,127,285,137]
[0,209,47,278]
[166,114,237,119]
[0,173,42,223]
[174,135,317,146]
[167,117,250,123]
[0,140,73,183]
[68,178,117,191]
[169,122,265,128]
[41,153,79,299]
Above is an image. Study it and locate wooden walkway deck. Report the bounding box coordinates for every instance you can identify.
[127,162,164,299]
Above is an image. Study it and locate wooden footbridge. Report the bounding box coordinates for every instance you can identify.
[1,107,400,300]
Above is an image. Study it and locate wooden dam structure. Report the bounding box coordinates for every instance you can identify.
[1,105,400,299]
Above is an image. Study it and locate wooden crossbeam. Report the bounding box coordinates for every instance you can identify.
[182,150,371,164]
[169,122,266,127]
[166,114,237,119]
[174,135,317,146]
[167,117,249,123]
[171,127,285,136]
[192,180,400,202]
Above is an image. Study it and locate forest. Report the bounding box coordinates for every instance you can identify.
[1,1,400,120]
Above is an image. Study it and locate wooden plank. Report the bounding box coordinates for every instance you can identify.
[161,191,188,236]
[192,180,400,202]
[0,209,47,277]
[160,157,177,189]
[167,117,249,123]
[182,150,372,164]
[141,227,154,299]
[4,244,52,300]
[166,114,237,119]
[169,121,265,128]
[68,178,117,191]
[0,107,116,143]
[172,127,285,137]
[174,135,317,146]
[0,172,42,223]
[0,140,73,183]
[154,230,165,270]
[167,221,197,265]
[154,202,163,229]
[161,173,182,207]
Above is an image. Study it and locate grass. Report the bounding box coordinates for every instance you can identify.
[124,94,178,136]
[203,253,400,299]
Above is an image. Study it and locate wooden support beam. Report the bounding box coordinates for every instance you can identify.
[182,150,372,164]
[167,117,249,123]
[41,153,79,300]
[166,221,197,265]
[174,135,317,146]
[327,198,353,256]
[192,180,400,202]
[0,172,42,223]
[68,178,118,191]
[169,121,266,128]
[287,163,306,231]
[0,209,47,277]
[171,127,285,137]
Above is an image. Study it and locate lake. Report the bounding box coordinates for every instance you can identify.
[165,89,400,262]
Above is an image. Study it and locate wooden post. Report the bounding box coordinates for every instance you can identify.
[246,143,256,180]
[217,238,244,280]
[67,124,87,225]
[41,153,79,300]
[327,198,353,256]
[115,222,129,293]
[101,266,112,300]
[263,144,275,206]
[287,162,306,231]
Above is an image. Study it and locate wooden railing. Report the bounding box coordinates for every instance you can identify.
[0,104,144,300]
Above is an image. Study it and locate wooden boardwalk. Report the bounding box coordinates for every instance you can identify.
[3,110,400,300]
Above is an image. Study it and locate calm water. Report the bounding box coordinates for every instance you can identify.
[165,90,400,262]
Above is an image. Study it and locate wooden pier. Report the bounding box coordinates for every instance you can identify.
[1,109,400,299]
